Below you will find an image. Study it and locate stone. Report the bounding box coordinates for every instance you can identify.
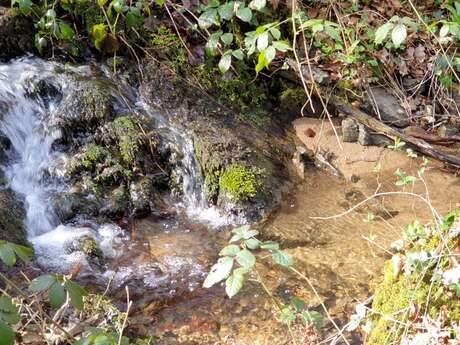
[437,124,459,138]
[0,188,27,245]
[100,185,129,218]
[365,87,409,127]
[357,124,373,146]
[342,118,359,142]
[0,7,34,61]
[129,176,153,216]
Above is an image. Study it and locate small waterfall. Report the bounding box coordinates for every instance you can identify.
[0,58,124,273]
[0,61,60,236]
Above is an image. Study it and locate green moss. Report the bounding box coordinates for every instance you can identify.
[82,144,106,169]
[0,208,27,246]
[107,116,143,165]
[280,87,306,113]
[219,164,265,203]
[80,236,103,259]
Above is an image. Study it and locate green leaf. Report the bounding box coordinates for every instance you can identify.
[272,250,293,267]
[91,24,108,51]
[249,0,266,11]
[219,244,241,257]
[205,30,222,56]
[198,9,219,29]
[230,226,259,242]
[232,49,245,60]
[49,282,66,309]
[0,243,15,267]
[203,257,234,288]
[255,50,268,73]
[235,249,256,268]
[279,306,296,326]
[225,268,246,298]
[155,0,165,6]
[29,275,56,293]
[244,238,260,250]
[65,280,86,310]
[272,40,289,52]
[218,54,232,74]
[301,310,324,331]
[12,244,32,263]
[374,22,394,45]
[0,322,15,345]
[260,241,279,250]
[265,45,276,63]
[391,24,407,48]
[236,7,252,22]
[98,0,108,6]
[221,33,234,45]
[126,8,143,28]
[111,0,127,13]
[290,297,306,311]
[218,2,234,20]
[17,0,32,14]
[0,297,20,325]
[257,32,269,51]
[270,27,281,40]
[58,21,75,40]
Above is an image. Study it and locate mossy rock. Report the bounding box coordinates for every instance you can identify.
[0,7,34,61]
[219,164,265,203]
[79,235,103,260]
[0,189,27,245]
[55,77,115,139]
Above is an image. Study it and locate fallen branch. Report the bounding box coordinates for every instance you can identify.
[329,95,460,168]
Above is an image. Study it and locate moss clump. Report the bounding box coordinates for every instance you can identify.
[106,116,143,165]
[79,236,103,259]
[219,164,265,203]
[280,87,307,113]
[82,144,107,169]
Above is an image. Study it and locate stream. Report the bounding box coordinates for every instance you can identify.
[1,57,460,344]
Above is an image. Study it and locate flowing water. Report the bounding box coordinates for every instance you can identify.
[2,57,460,344]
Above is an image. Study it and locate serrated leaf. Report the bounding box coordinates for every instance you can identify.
[290,297,306,311]
[225,269,245,298]
[301,310,323,331]
[230,226,259,243]
[49,282,66,309]
[126,8,143,28]
[260,241,279,250]
[244,238,260,250]
[374,22,394,45]
[218,54,232,73]
[218,2,234,20]
[272,250,293,267]
[279,306,296,326]
[236,7,252,22]
[29,275,56,293]
[219,244,241,256]
[0,322,15,345]
[391,24,407,48]
[203,257,234,288]
[236,249,256,268]
[0,244,15,267]
[65,280,86,310]
[221,33,234,45]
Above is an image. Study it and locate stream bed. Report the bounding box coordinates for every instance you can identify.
[1,57,460,344]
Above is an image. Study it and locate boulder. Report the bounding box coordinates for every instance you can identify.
[129,176,153,216]
[365,87,409,127]
[100,185,129,218]
[0,7,34,61]
[0,188,27,245]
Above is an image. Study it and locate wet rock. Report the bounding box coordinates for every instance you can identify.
[0,188,27,245]
[139,59,295,222]
[54,78,115,141]
[52,191,100,222]
[100,185,129,219]
[0,7,34,61]
[365,87,408,127]
[342,118,359,142]
[78,235,103,260]
[129,176,153,216]
[25,78,62,107]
